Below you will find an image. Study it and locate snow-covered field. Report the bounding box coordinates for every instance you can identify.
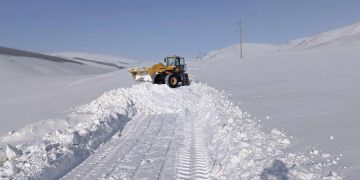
[190,22,360,179]
[0,22,359,179]
[0,53,134,136]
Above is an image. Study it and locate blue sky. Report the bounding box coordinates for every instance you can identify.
[0,0,359,61]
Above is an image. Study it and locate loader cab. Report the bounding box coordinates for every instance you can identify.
[164,56,186,71]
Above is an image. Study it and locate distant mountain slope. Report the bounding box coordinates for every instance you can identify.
[0,46,105,77]
[72,57,125,69]
[198,22,360,61]
[0,47,135,77]
[0,48,134,137]
[52,52,135,69]
[0,55,112,78]
[0,46,82,64]
[285,22,360,49]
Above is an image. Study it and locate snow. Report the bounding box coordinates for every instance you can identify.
[0,150,6,164]
[0,83,342,179]
[5,144,22,160]
[284,22,360,50]
[1,22,359,179]
[2,160,19,177]
[51,52,135,67]
[199,43,279,61]
[0,82,338,179]
[0,54,135,137]
[190,22,360,179]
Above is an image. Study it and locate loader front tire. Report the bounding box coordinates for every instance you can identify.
[153,74,163,84]
[166,74,178,88]
[183,73,190,86]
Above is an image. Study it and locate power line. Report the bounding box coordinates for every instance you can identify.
[238,20,243,59]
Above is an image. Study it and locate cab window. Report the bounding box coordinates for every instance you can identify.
[179,58,185,65]
[166,57,176,66]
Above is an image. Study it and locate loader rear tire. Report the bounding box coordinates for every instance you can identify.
[165,73,178,88]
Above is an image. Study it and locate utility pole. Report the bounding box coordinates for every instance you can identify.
[238,20,243,59]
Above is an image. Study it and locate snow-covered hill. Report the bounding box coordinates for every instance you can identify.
[52,52,134,70]
[0,49,135,137]
[0,46,82,65]
[199,43,279,61]
[284,22,360,50]
[0,55,108,78]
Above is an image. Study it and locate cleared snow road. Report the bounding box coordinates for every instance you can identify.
[62,110,211,179]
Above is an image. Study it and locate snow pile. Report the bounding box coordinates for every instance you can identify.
[5,145,22,160]
[285,22,360,50]
[0,83,340,179]
[0,86,141,178]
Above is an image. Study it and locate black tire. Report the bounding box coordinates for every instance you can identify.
[165,73,179,88]
[153,74,163,84]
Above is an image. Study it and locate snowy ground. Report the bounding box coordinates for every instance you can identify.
[0,83,339,179]
[1,22,359,179]
[189,22,360,179]
[0,54,134,136]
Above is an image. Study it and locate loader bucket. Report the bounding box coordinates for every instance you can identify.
[128,67,152,81]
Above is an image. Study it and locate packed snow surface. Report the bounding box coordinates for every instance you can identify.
[0,83,340,179]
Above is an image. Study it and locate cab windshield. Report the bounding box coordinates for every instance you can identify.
[166,57,177,66]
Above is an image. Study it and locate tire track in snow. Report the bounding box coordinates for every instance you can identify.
[90,114,157,179]
[107,114,165,179]
[62,115,153,180]
[176,115,212,180]
[131,115,177,180]
[62,114,178,180]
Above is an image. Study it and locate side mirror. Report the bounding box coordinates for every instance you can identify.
[164,58,166,62]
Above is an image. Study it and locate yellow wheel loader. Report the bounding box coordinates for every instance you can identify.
[128,56,190,88]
